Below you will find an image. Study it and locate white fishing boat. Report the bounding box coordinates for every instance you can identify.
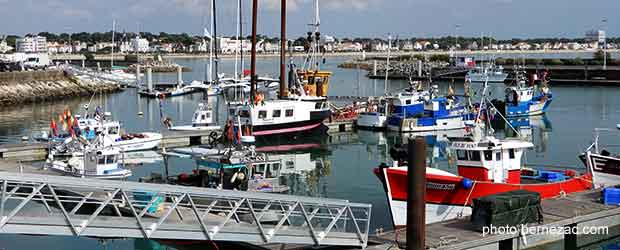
[466,64,507,83]
[97,121,162,152]
[48,147,131,179]
[580,129,620,188]
[169,103,221,132]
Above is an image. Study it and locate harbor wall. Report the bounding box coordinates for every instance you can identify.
[0,70,121,105]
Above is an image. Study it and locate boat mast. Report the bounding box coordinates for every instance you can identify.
[313,0,320,70]
[213,0,219,84]
[239,0,244,80]
[250,0,258,102]
[384,35,391,95]
[234,0,240,80]
[279,0,287,99]
[207,0,214,83]
[111,19,115,69]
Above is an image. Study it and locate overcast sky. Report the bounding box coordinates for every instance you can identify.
[1,0,617,39]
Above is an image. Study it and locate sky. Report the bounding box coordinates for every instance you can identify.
[0,0,618,39]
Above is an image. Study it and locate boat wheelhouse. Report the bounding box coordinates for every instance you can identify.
[233,98,330,137]
[375,135,593,228]
[169,103,221,131]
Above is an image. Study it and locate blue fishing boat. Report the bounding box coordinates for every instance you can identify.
[357,89,428,130]
[496,72,553,117]
[386,95,475,132]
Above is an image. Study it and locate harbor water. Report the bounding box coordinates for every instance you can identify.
[1,56,620,249]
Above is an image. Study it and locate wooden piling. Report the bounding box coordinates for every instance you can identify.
[406,137,426,250]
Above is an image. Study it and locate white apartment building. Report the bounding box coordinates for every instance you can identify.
[16,36,47,53]
[131,36,150,53]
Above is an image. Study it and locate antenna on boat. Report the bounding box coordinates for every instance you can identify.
[384,34,391,95]
[213,0,219,85]
[477,76,522,138]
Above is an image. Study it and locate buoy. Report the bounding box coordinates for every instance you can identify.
[21,136,29,141]
[138,111,144,116]
[461,178,474,189]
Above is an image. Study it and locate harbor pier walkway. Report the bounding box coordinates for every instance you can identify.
[0,172,371,248]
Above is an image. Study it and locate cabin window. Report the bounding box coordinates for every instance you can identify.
[406,100,412,105]
[286,160,295,169]
[201,114,206,120]
[239,110,250,118]
[469,151,481,161]
[194,113,199,120]
[315,102,324,109]
[106,156,116,164]
[206,112,211,118]
[484,150,493,161]
[456,150,467,160]
[229,109,236,116]
[98,158,106,165]
[272,163,281,172]
[285,109,294,117]
[258,110,267,119]
[509,149,515,159]
[273,110,281,118]
[496,152,502,160]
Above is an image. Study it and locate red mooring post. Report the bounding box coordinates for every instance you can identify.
[407,137,426,250]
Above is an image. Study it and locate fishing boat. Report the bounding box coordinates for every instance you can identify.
[168,103,221,132]
[48,147,132,179]
[231,0,331,138]
[466,63,507,83]
[143,144,289,193]
[580,129,620,188]
[375,82,591,227]
[233,98,330,136]
[386,94,474,133]
[357,90,428,130]
[493,71,553,118]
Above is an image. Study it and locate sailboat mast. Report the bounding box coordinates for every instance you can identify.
[250,0,258,102]
[279,0,287,99]
[111,20,115,69]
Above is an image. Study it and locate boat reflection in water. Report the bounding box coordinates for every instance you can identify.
[501,114,552,155]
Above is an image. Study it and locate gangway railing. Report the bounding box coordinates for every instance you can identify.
[0,172,371,248]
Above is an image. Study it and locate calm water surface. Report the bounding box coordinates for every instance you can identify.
[0,56,620,249]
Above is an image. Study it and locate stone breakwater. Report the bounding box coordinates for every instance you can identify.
[0,70,121,105]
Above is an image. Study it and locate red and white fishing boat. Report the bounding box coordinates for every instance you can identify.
[374,134,593,228]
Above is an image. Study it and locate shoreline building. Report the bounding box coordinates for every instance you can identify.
[131,36,150,53]
[16,36,47,53]
[586,30,606,49]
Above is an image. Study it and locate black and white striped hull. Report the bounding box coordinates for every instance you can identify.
[580,153,620,187]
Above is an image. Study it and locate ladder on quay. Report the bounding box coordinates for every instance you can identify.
[0,172,371,248]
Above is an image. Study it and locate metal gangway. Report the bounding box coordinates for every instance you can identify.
[0,172,371,248]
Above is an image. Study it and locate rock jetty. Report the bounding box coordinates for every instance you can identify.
[0,70,121,105]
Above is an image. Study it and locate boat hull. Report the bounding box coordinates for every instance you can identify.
[168,125,221,131]
[467,73,508,83]
[505,95,552,117]
[110,132,162,152]
[580,153,620,188]
[250,110,330,137]
[375,166,593,228]
[387,116,468,133]
[356,112,387,131]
